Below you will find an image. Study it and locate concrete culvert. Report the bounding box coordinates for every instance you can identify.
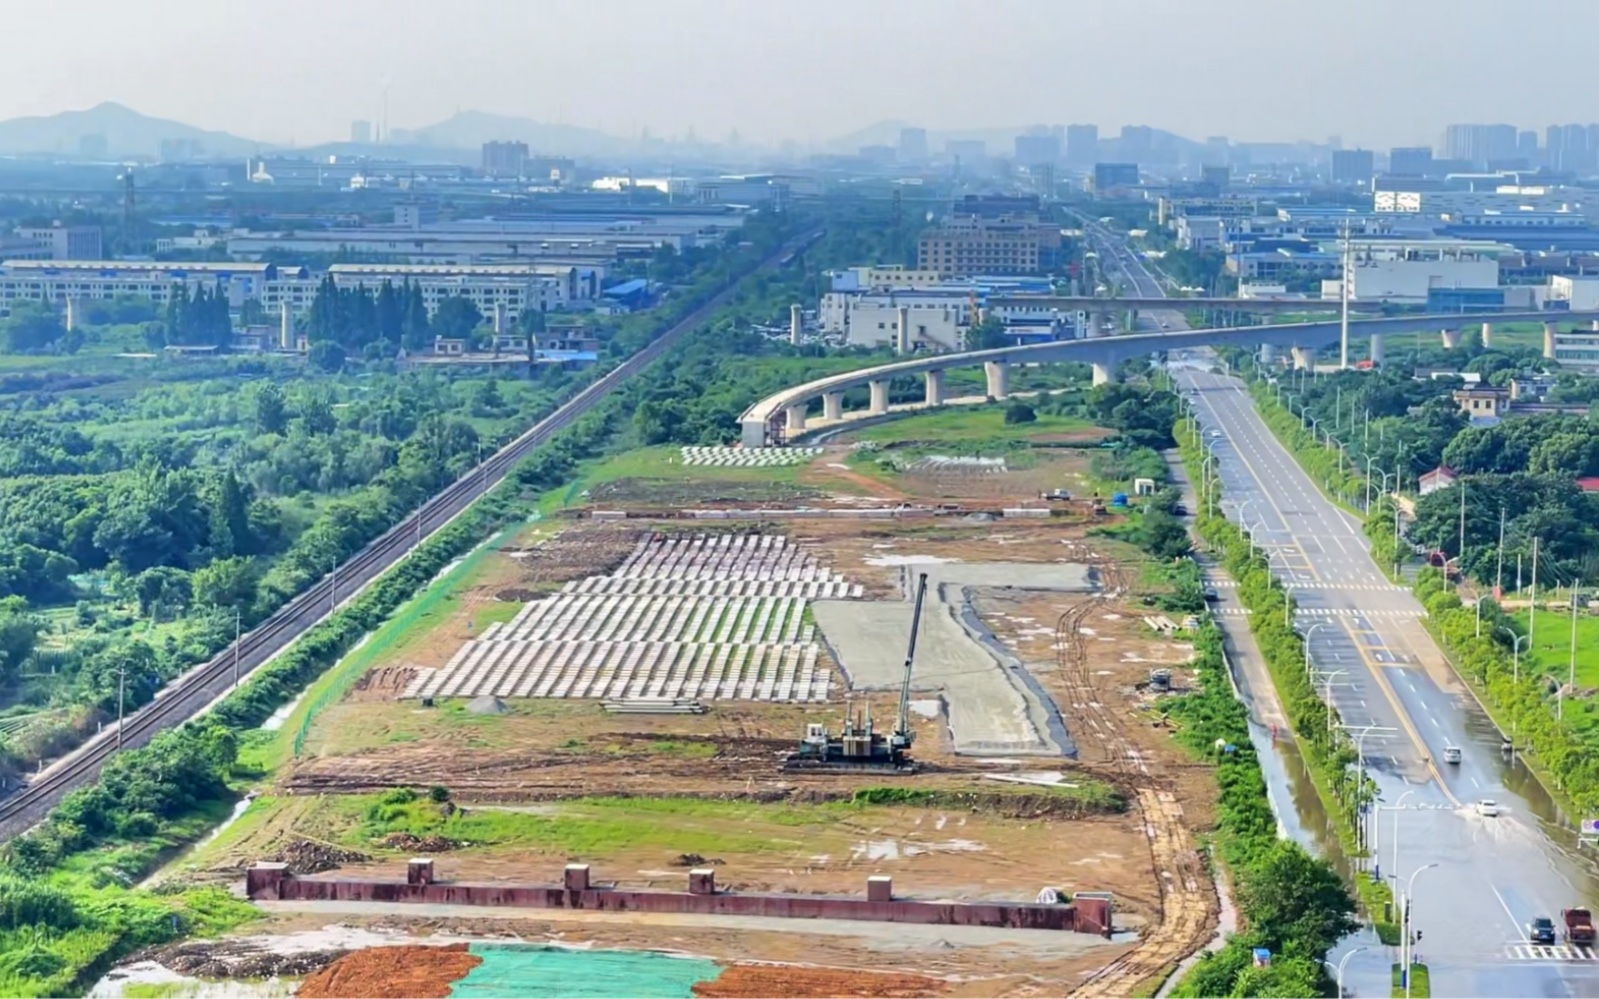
[465,695,508,715]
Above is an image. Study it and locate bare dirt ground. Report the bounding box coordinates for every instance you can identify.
[976,559,1219,998]
[196,447,1225,998]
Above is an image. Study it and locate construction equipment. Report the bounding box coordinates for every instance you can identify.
[785,572,927,773]
[1564,907,1596,946]
[1148,668,1172,693]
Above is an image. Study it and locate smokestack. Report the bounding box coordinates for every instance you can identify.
[897,306,910,355]
[789,304,802,345]
[279,301,292,350]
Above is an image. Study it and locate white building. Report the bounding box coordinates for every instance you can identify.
[0,260,300,310]
[1341,238,1509,304]
[1176,216,1227,251]
[1375,187,1584,218]
[845,300,964,351]
[1550,275,1599,311]
[328,264,571,322]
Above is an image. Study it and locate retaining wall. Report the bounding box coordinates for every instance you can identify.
[247,861,1112,936]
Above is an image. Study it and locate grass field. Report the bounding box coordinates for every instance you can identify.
[538,445,822,513]
[849,406,1097,444]
[1514,604,1599,740]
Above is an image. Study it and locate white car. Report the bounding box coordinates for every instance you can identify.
[1476,799,1500,817]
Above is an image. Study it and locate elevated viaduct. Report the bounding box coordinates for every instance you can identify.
[740,312,1599,448]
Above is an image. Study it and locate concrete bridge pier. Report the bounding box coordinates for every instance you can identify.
[823,391,844,422]
[1088,310,1106,339]
[925,369,945,407]
[896,306,911,355]
[784,403,807,438]
[984,360,1009,400]
[1441,328,1463,350]
[868,380,889,415]
[1369,333,1385,367]
[1545,322,1558,360]
[1258,343,1276,365]
[789,304,803,345]
[1091,362,1117,386]
[1479,322,1493,349]
[1291,346,1312,370]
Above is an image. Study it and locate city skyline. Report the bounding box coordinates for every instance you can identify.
[3,0,1599,152]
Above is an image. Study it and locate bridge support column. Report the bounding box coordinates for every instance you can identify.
[1258,343,1276,365]
[1479,322,1493,349]
[896,306,911,355]
[1291,347,1311,371]
[924,370,945,407]
[823,391,843,422]
[1441,328,1462,350]
[984,360,1009,400]
[1091,362,1117,386]
[1088,310,1105,339]
[1545,322,1558,360]
[868,380,889,415]
[789,304,803,346]
[784,403,807,438]
[1369,334,1385,367]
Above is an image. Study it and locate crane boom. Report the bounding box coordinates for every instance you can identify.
[895,572,929,747]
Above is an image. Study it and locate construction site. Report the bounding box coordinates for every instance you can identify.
[120,418,1225,999]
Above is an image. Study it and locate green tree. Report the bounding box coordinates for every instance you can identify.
[0,597,40,686]
[308,340,346,373]
[431,296,483,339]
[1,303,66,353]
[1234,840,1357,956]
[1003,402,1037,424]
[253,382,288,435]
[966,315,1009,351]
[192,555,260,612]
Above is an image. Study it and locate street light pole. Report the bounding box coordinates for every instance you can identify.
[1321,668,1348,735]
[1333,945,1367,998]
[1390,789,1416,892]
[1304,622,1328,674]
[1403,863,1440,999]
[1475,594,1493,638]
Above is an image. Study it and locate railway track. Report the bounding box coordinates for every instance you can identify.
[0,227,823,841]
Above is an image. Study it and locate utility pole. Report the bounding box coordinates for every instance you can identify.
[1339,219,1352,370]
[1566,580,1582,720]
[1495,507,1506,599]
[233,606,241,689]
[1456,482,1467,590]
[1530,537,1540,649]
[330,560,338,615]
[115,665,126,750]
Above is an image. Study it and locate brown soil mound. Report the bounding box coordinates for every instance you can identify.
[296,944,481,998]
[269,838,369,875]
[381,832,462,852]
[694,964,946,998]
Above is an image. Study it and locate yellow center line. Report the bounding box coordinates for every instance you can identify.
[1204,371,1456,802]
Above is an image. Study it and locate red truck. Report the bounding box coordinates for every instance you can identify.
[1563,907,1595,946]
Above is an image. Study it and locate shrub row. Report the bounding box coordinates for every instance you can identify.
[1166,620,1355,997]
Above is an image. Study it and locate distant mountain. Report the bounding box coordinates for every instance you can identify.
[0,102,261,158]
[390,110,634,158]
[825,121,1204,159]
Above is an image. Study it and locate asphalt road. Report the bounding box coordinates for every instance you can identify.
[1175,358,1599,998]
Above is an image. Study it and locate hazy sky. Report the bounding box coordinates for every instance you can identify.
[3,0,1597,148]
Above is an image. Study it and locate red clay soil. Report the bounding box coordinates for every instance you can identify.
[694,964,947,999]
[296,944,481,998]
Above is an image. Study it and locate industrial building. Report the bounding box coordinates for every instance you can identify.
[482,140,530,178]
[12,223,102,260]
[0,260,308,310]
[328,263,585,320]
[1550,275,1599,311]
[1092,163,1139,192]
[1330,149,1375,185]
[915,196,1061,277]
[1339,238,1512,304]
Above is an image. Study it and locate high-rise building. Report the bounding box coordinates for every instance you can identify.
[350,120,373,144]
[1119,125,1154,161]
[1065,124,1098,164]
[946,139,986,173]
[898,127,928,162]
[1013,133,1060,165]
[1443,124,1516,166]
[1092,162,1140,192]
[14,223,103,260]
[1330,149,1375,185]
[1518,130,1540,162]
[481,140,530,178]
[1389,146,1433,176]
